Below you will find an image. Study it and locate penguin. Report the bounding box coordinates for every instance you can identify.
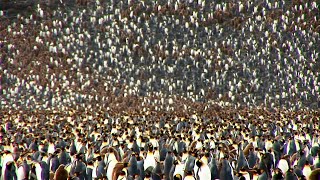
[94,156,106,179]
[259,151,274,178]
[1,150,14,177]
[17,160,27,180]
[247,147,258,168]
[144,145,156,171]
[152,158,163,180]
[287,138,298,156]
[70,154,86,180]
[219,157,234,180]
[128,153,139,177]
[173,174,182,180]
[50,152,61,173]
[19,158,31,180]
[3,161,17,180]
[277,156,290,174]
[184,151,196,172]
[250,169,260,180]
[237,143,249,172]
[164,151,174,179]
[208,154,219,179]
[86,161,94,180]
[35,161,50,180]
[302,161,312,179]
[53,164,69,180]
[194,159,211,180]
[160,144,169,161]
[58,147,71,165]
[106,148,120,180]
[293,165,304,178]
[297,150,307,169]
[284,168,298,180]
[173,160,185,179]
[136,155,145,179]
[257,168,268,180]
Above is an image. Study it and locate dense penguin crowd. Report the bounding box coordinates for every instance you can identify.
[0,0,320,179]
[0,108,320,180]
[0,0,319,111]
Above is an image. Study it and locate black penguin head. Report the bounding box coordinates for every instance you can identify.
[196,159,203,168]
[173,174,182,180]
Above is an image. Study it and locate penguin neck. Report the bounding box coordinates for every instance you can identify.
[200,156,208,165]
[147,151,154,157]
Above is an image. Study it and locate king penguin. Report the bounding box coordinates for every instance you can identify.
[164,151,174,179]
[194,158,211,180]
[3,161,17,180]
[277,155,290,174]
[128,153,139,177]
[219,157,234,180]
[285,168,298,180]
[144,144,156,171]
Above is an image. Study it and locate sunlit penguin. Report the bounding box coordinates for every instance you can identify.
[1,150,14,177]
[302,161,312,179]
[194,158,211,180]
[144,145,156,171]
[106,148,120,180]
[173,160,185,179]
[277,156,290,174]
[18,158,31,180]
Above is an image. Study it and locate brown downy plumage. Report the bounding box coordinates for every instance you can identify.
[243,143,253,157]
[54,164,68,180]
[309,168,320,180]
[112,162,130,180]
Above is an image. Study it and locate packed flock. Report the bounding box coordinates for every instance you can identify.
[0,0,320,179]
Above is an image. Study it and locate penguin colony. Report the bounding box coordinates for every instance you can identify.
[0,0,319,111]
[0,109,320,180]
[0,0,320,179]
